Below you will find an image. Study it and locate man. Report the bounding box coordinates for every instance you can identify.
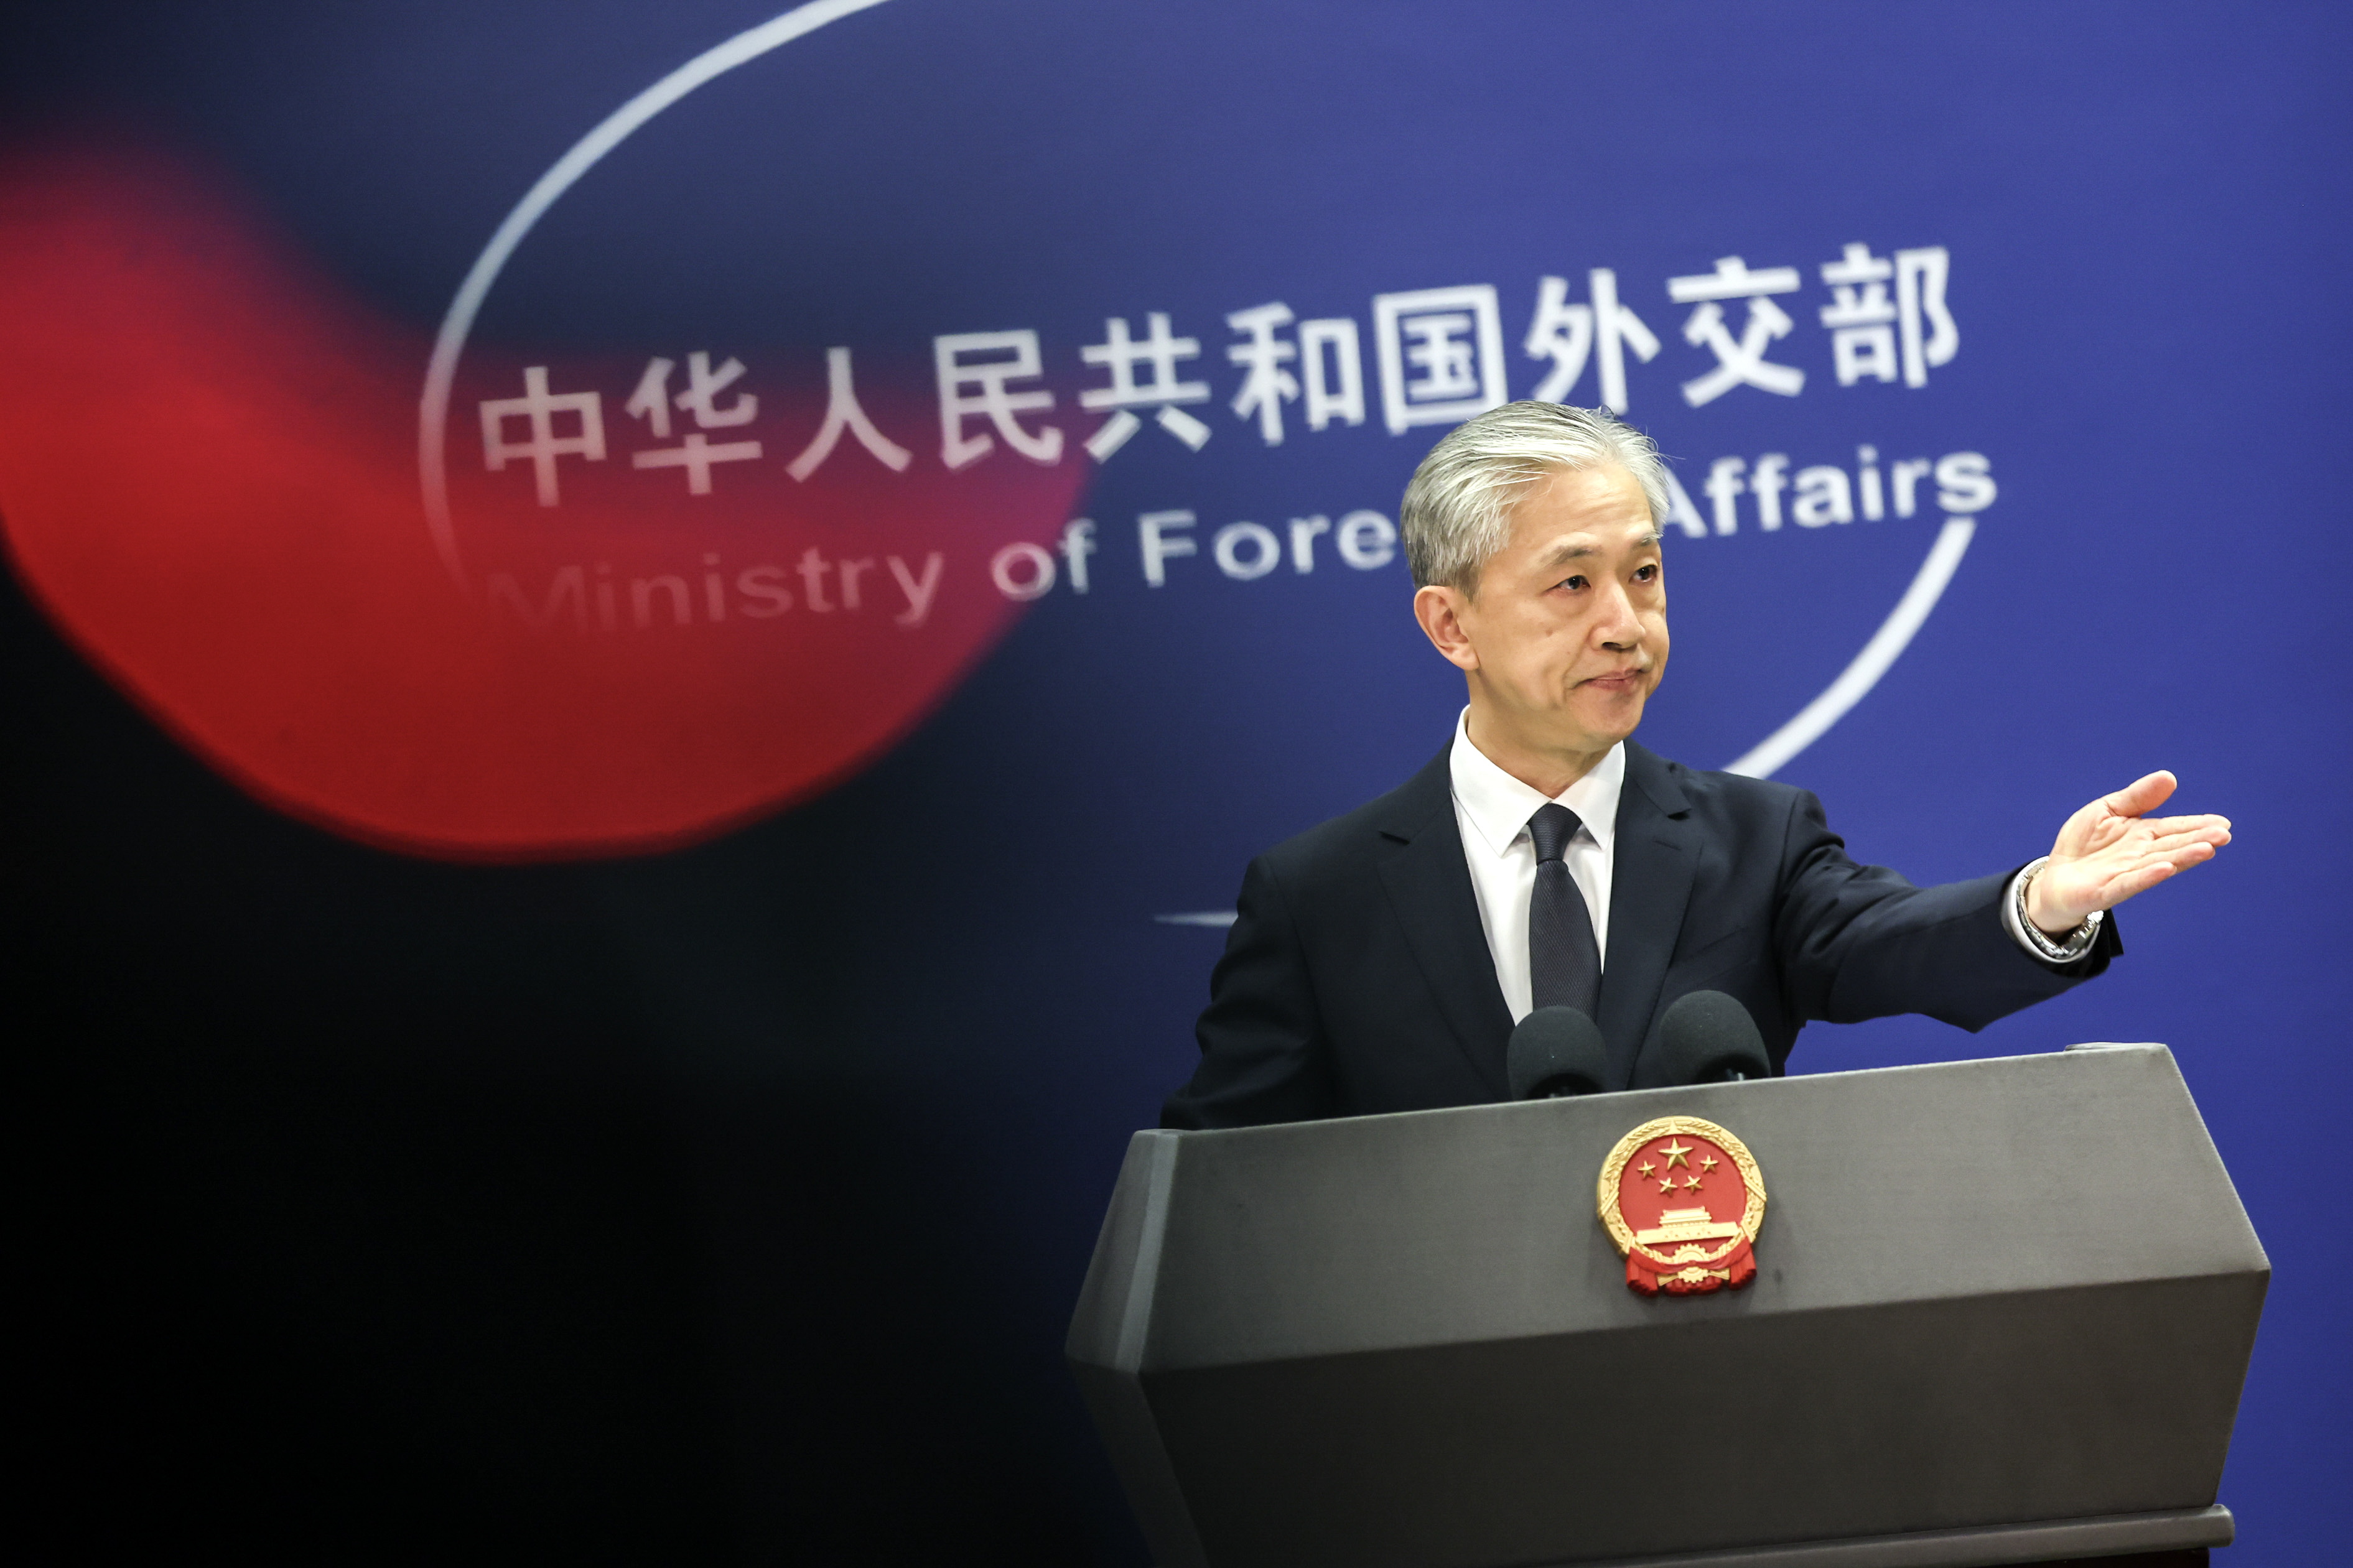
[1163,402,2229,1129]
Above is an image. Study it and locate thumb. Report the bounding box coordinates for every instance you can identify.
[2105,770,2178,820]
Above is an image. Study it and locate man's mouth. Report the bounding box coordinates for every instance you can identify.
[1579,668,1649,691]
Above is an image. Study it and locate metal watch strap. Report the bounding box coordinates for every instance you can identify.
[2016,856,2102,963]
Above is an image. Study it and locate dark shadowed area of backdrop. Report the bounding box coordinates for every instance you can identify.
[8,2,2349,1561]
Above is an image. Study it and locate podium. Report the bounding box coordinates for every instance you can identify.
[1068,1045,2265,1568]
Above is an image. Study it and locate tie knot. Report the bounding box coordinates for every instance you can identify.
[1528,802,1583,864]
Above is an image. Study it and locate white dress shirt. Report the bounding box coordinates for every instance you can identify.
[1449,709,1623,1024]
[1448,709,2096,1028]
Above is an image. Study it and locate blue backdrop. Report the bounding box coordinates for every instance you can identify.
[7,2,2348,1561]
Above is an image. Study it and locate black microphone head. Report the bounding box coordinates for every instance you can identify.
[1507,1006,1609,1100]
[1649,990,1771,1087]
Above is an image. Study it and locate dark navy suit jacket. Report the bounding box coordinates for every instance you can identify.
[1163,741,2120,1129]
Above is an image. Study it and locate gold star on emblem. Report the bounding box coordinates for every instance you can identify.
[1683,1175,1702,1191]
[1699,1154,1719,1172]
[1657,1177,1676,1194]
[1637,1160,1656,1176]
[1660,1139,1692,1169]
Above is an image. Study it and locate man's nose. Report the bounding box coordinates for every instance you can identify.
[1591,579,1644,646]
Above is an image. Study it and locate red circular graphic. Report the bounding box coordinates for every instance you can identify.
[0,144,1084,859]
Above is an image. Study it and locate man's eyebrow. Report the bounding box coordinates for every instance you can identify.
[1537,531,1662,567]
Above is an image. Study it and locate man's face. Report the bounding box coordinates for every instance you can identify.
[1446,463,1668,758]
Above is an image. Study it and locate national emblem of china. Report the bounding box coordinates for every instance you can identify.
[1597,1116,1768,1296]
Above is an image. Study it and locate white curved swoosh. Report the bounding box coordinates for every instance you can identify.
[417,0,894,590]
[1723,516,1976,779]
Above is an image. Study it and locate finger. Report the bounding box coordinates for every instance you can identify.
[2071,833,2222,910]
[2120,820,2230,851]
[2098,837,2222,873]
[2103,771,2178,820]
[2143,824,2231,853]
[2137,812,2230,835]
[2097,859,2180,907]
[2097,841,2219,894]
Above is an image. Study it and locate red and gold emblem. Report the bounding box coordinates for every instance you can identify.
[1597,1116,1766,1296]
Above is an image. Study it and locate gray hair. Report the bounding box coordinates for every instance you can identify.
[1400,401,1671,593]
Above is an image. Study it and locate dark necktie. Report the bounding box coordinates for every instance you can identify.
[1527,803,1601,1019]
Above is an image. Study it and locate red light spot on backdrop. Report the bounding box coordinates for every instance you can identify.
[0,144,1083,860]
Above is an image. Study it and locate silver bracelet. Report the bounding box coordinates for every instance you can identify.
[2015,856,2102,963]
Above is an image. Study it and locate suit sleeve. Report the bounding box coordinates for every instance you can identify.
[1160,854,1337,1130]
[1769,789,2121,1032]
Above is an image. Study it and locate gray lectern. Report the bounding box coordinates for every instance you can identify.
[1069,1045,2265,1568]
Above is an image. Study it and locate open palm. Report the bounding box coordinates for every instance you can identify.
[2026,771,2232,934]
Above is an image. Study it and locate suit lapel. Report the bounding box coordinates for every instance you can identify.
[1374,749,1516,1098]
[1598,743,1700,1090]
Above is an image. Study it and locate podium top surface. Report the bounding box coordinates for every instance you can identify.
[1078,1045,2266,1373]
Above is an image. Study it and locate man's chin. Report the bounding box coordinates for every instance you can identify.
[1570,687,1650,748]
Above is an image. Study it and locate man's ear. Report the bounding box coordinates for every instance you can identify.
[1413,583,1480,672]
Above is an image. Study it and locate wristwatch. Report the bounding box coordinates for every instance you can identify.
[2014,856,2102,963]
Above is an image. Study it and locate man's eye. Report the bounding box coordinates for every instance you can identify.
[1634,564,1659,582]
[1559,574,1588,591]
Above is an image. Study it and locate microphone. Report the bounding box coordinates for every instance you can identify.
[1649,990,1771,1085]
[1507,1006,1609,1100]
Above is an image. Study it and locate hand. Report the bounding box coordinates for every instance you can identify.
[2026,771,2231,934]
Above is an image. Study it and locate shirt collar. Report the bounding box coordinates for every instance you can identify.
[1448,707,1624,858]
